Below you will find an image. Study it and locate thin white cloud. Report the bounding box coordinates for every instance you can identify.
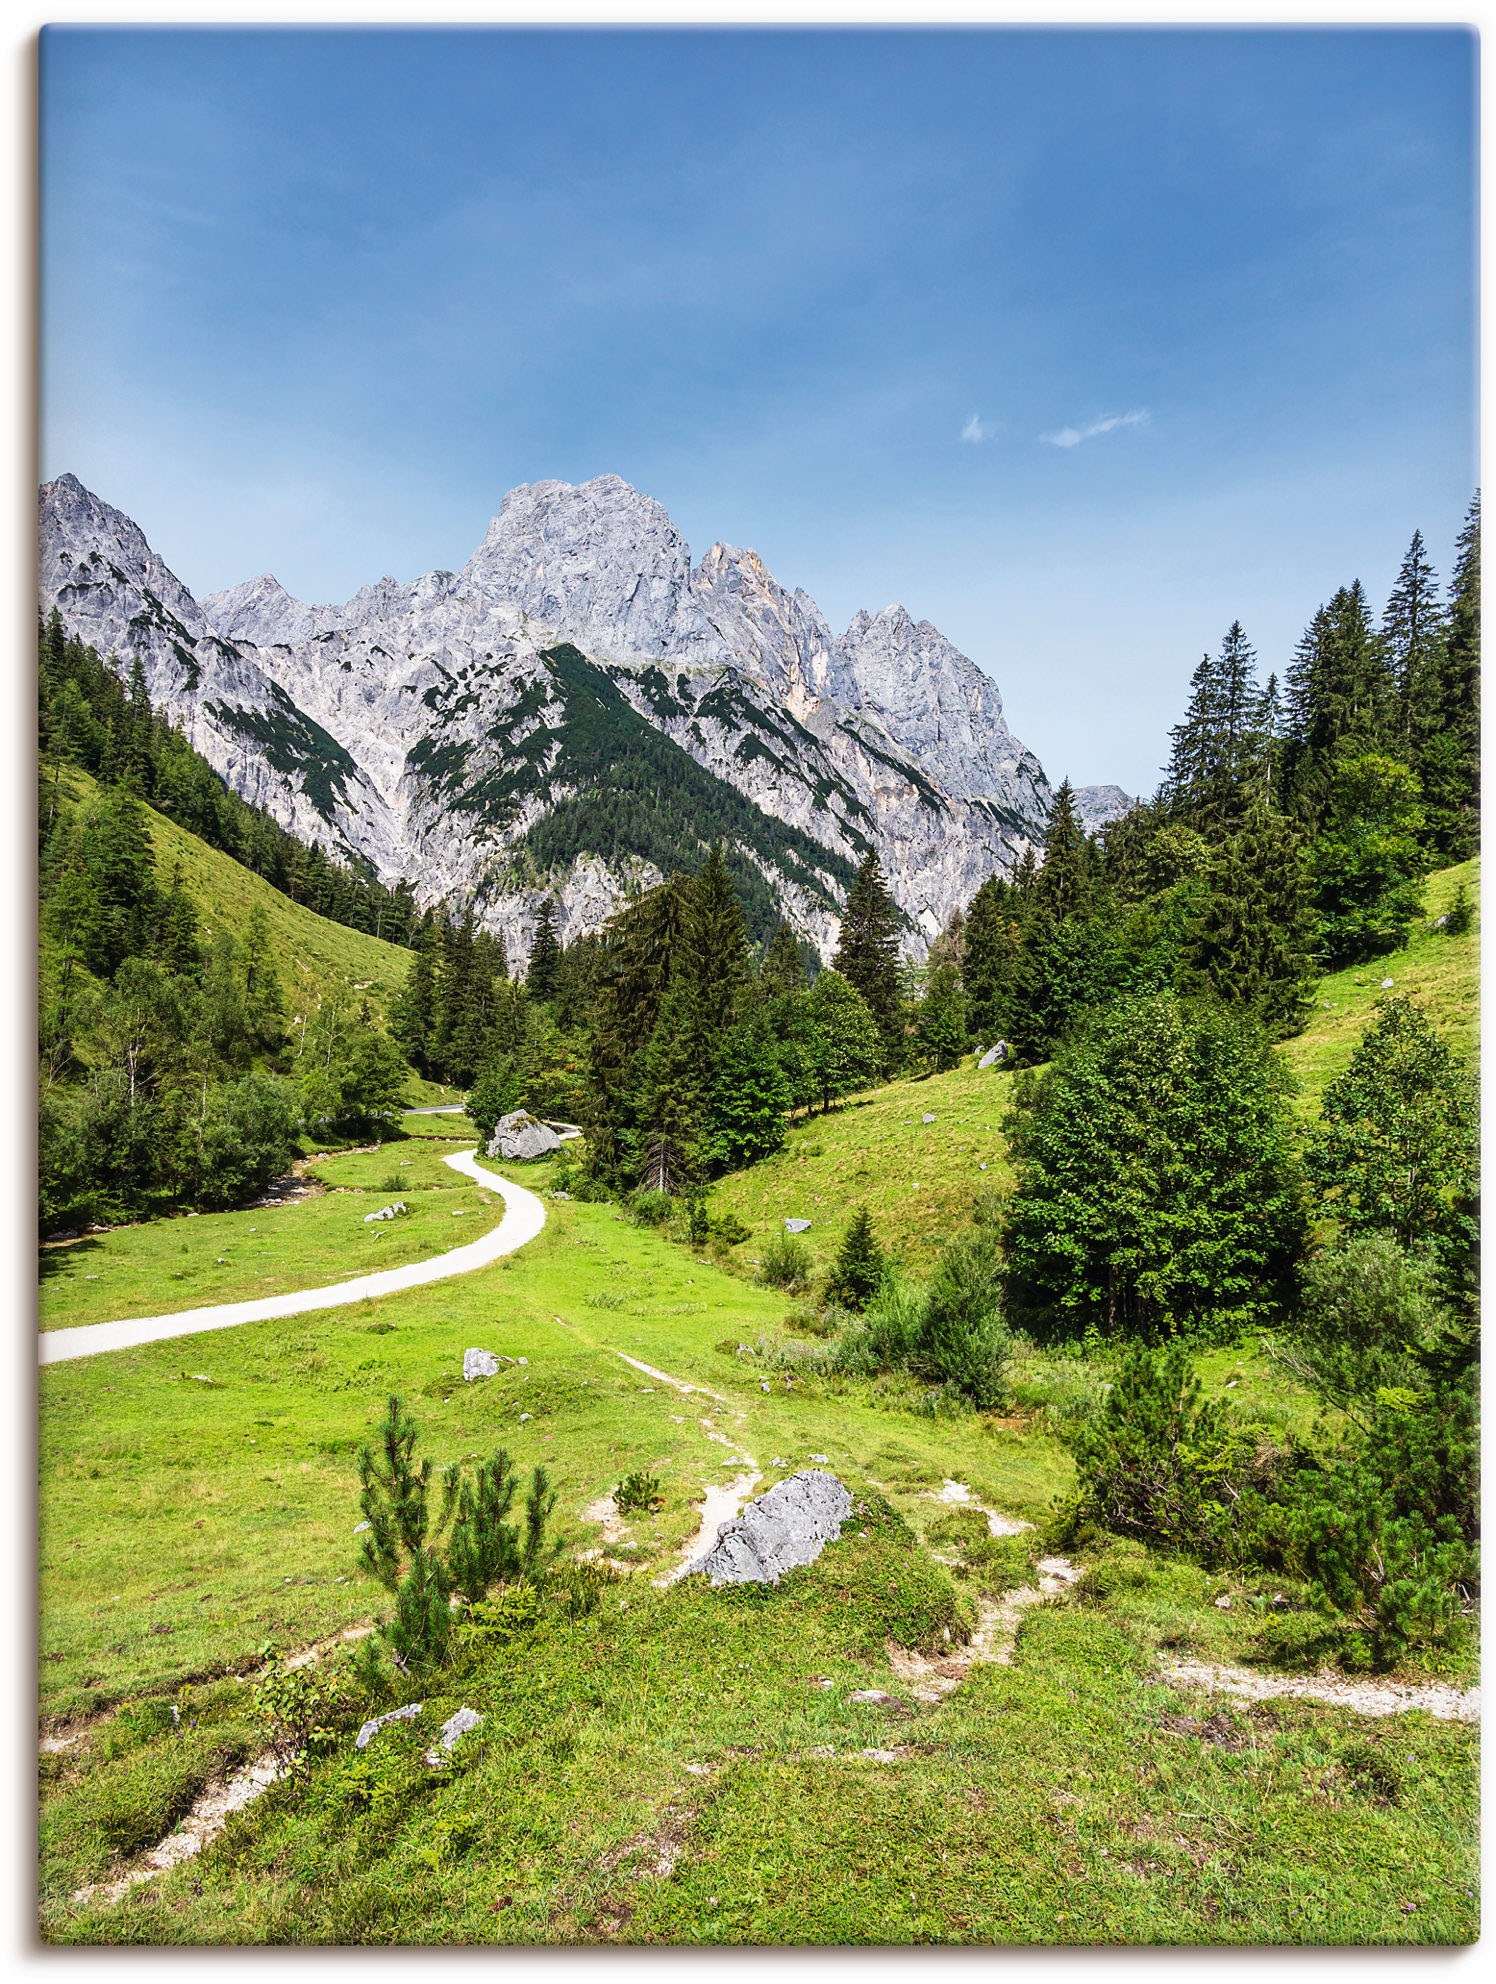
[961,413,996,444]
[1040,409,1150,449]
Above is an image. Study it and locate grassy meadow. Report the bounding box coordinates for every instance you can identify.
[35,863,1480,1945]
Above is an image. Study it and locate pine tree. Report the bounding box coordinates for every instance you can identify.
[1034,780,1093,917]
[703,1014,793,1171]
[1182,804,1316,1037]
[1382,529,1447,756]
[681,845,750,1039]
[914,961,969,1071]
[833,851,904,1073]
[391,919,441,1076]
[1162,624,1263,834]
[1282,584,1395,820]
[824,1206,887,1312]
[81,784,163,978]
[155,869,203,977]
[527,897,562,998]
[758,922,808,1001]
[241,899,287,1054]
[961,875,1020,1044]
[1417,495,1479,859]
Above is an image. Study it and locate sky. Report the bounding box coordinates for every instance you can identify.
[39,25,1477,797]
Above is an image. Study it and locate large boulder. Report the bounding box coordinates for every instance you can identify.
[692,1470,854,1586]
[486,1110,565,1161]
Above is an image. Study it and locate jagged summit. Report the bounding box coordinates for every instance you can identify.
[40,469,1065,959]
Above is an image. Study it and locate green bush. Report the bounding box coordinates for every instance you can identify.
[615,1469,664,1514]
[627,1188,674,1227]
[756,1231,814,1291]
[915,1227,1012,1408]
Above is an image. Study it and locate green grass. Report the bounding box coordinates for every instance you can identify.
[712,1059,1017,1280]
[53,765,413,1015]
[39,1134,500,1331]
[713,860,1480,1278]
[1281,858,1478,1109]
[34,863,1480,1944]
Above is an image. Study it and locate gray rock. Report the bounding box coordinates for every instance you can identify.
[353,1520,371,1534]
[693,1470,854,1586]
[977,1040,1009,1069]
[849,1689,901,1706]
[486,1110,565,1162]
[40,472,1053,974]
[1434,913,1450,929]
[1380,978,1395,989]
[363,1201,407,1224]
[922,1112,936,1124]
[437,1706,483,1751]
[783,1218,812,1234]
[463,1348,501,1381]
[1071,783,1135,832]
[355,1702,422,1749]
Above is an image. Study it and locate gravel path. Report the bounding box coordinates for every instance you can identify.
[38,1151,546,1366]
[1159,1658,1480,1723]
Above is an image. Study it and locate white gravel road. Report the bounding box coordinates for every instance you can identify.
[38,1151,546,1366]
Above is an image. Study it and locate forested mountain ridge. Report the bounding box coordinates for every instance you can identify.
[40,472,1060,965]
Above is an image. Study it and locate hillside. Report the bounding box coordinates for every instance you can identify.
[711,860,1479,1277]
[50,765,413,1017]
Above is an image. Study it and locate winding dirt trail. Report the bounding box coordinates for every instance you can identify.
[39,1151,546,1365]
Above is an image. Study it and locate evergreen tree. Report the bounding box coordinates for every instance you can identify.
[1003,993,1305,1341]
[758,922,808,1001]
[914,961,969,1072]
[1282,583,1394,819]
[703,1014,793,1171]
[527,897,562,999]
[1161,624,1263,833]
[681,845,750,1039]
[961,875,1021,1044]
[241,899,287,1054]
[833,851,904,1073]
[1311,751,1427,965]
[1005,907,1120,1064]
[78,784,162,979]
[1033,780,1093,917]
[1381,529,1447,756]
[391,920,442,1076]
[1182,803,1316,1036]
[823,1205,886,1312]
[1417,495,1479,858]
[155,870,203,977]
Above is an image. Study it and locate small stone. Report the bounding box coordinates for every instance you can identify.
[979,1163,988,1172]
[1214,1594,1232,1610]
[922,1113,936,1124]
[519,1412,533,1422]
[1380,977,1395,989]
[850,1689,900,1706]
[784,1218,811,1233]
[438,1706,482,1751]
[517,1357,528,1366]
[463,1347,501,1382]
[809,1453,829,1463]
[977,1041,1009,1069]
[353,1521,371,1534]
[355,1702,423,1749]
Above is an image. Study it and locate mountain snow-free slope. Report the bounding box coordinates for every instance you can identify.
[41,472,1053,961]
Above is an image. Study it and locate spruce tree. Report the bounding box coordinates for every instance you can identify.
[241,900,287,1054]
[758,922,808,1001]
[961,875,1020,1043]
[1034,780,1093,918]
[527,897,562,998]
[1381,529,1447,757]
[1417,495,1479,858]
[832,851,904,1072]
[1312,752,1427,965]
[681,845,750,1039]
[915,961,969,1071]
[391,920,441,1076]
[824,1205,886,1312]
[703,1014,793,1171]
[1182,803,1316,1037]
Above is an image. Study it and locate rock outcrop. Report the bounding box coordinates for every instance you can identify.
[486,1111,565,1162]
[692,1469,854,1586]
[40,471,1079,960]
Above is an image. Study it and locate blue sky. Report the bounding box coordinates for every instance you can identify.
[40,25,1476,796]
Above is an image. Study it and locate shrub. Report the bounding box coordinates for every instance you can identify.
[615,1470,665,1515]
[1441,881,1474,936]
[627,1188,674,1227]
[1063,1342,1274,1561]
[709,1208,752,1246]
[1274,1234,1446,1426]
[756,1232,814,1291]
[355,1395,559,1675]
[916,1227,1012,1408]
[833,1272,925,1376]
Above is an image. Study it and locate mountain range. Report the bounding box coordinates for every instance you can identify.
[39,471,1131,961]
